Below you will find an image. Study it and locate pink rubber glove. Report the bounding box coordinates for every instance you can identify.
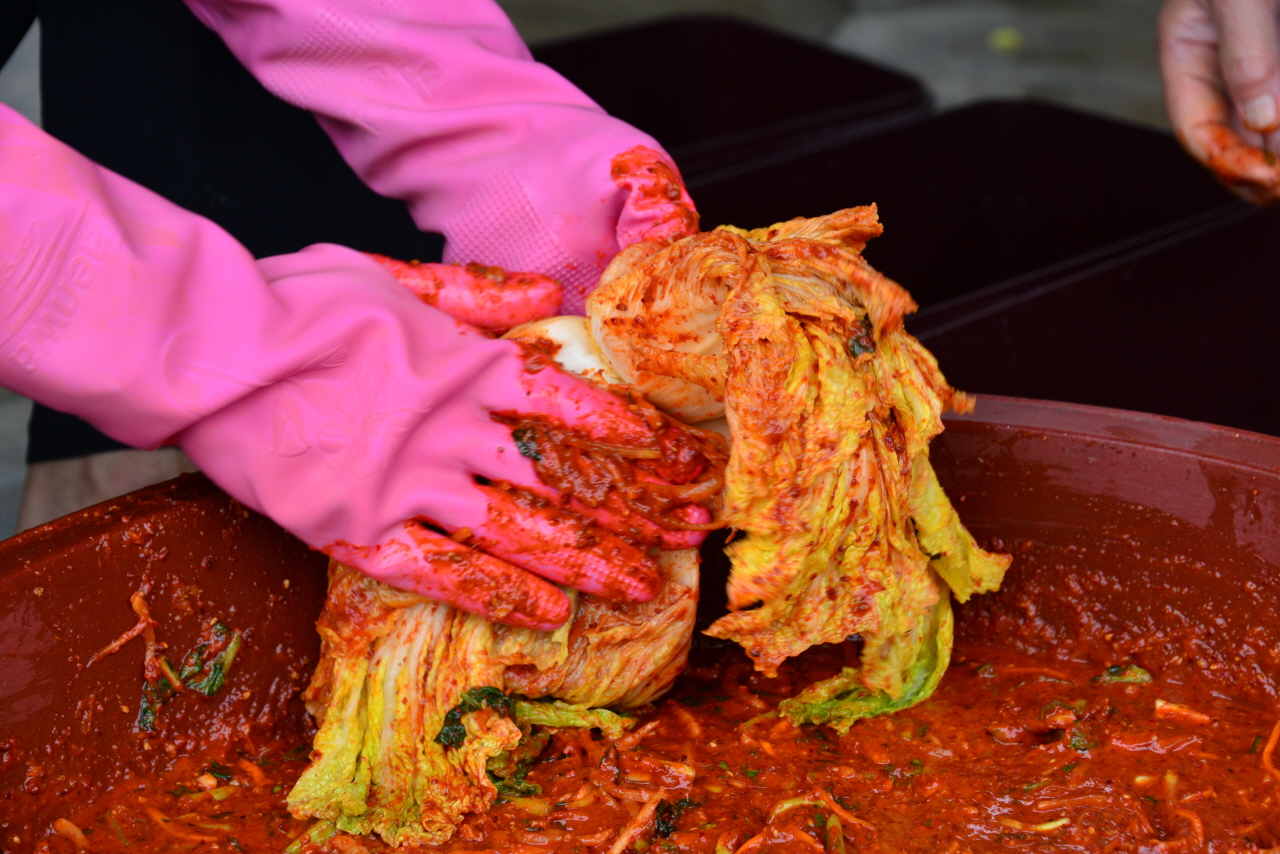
[0,104,716,629]
[182,0,700,312]
[1160,0,1280,202]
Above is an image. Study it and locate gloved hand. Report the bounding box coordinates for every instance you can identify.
[1160,0,1280,202]
[182,0,699,312]
[0,104,717,629]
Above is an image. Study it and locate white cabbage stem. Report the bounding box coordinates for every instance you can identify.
[504,316,729,444]
[504,316,624,384]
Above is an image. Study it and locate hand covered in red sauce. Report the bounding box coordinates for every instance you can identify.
[273,266,727,629]
[320,253,732,627]
[324,348,726,631]
[1160,0,1280,201]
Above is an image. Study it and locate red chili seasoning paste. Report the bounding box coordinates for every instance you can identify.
[34,636,1278,854]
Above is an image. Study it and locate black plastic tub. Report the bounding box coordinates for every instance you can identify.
[691,101,1247,308]
[912,210,1280,437]
[533,15,931,178]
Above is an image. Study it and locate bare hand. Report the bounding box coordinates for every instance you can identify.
[1160,0,1280,202]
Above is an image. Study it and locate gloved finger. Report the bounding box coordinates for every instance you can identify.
[455,362,722,550]
[1160,0,1280,198]
[514,353,667,451]
[366,254,563,333]
[513,474,712,550]
[490,403,725,550]
[466,482,663,602]
[1212,0,1280,132]
[1201,123,1280,201]
[571,497,711,550]
[612,145,700,248]
[598,509,709,550]
[325,521,572,630]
